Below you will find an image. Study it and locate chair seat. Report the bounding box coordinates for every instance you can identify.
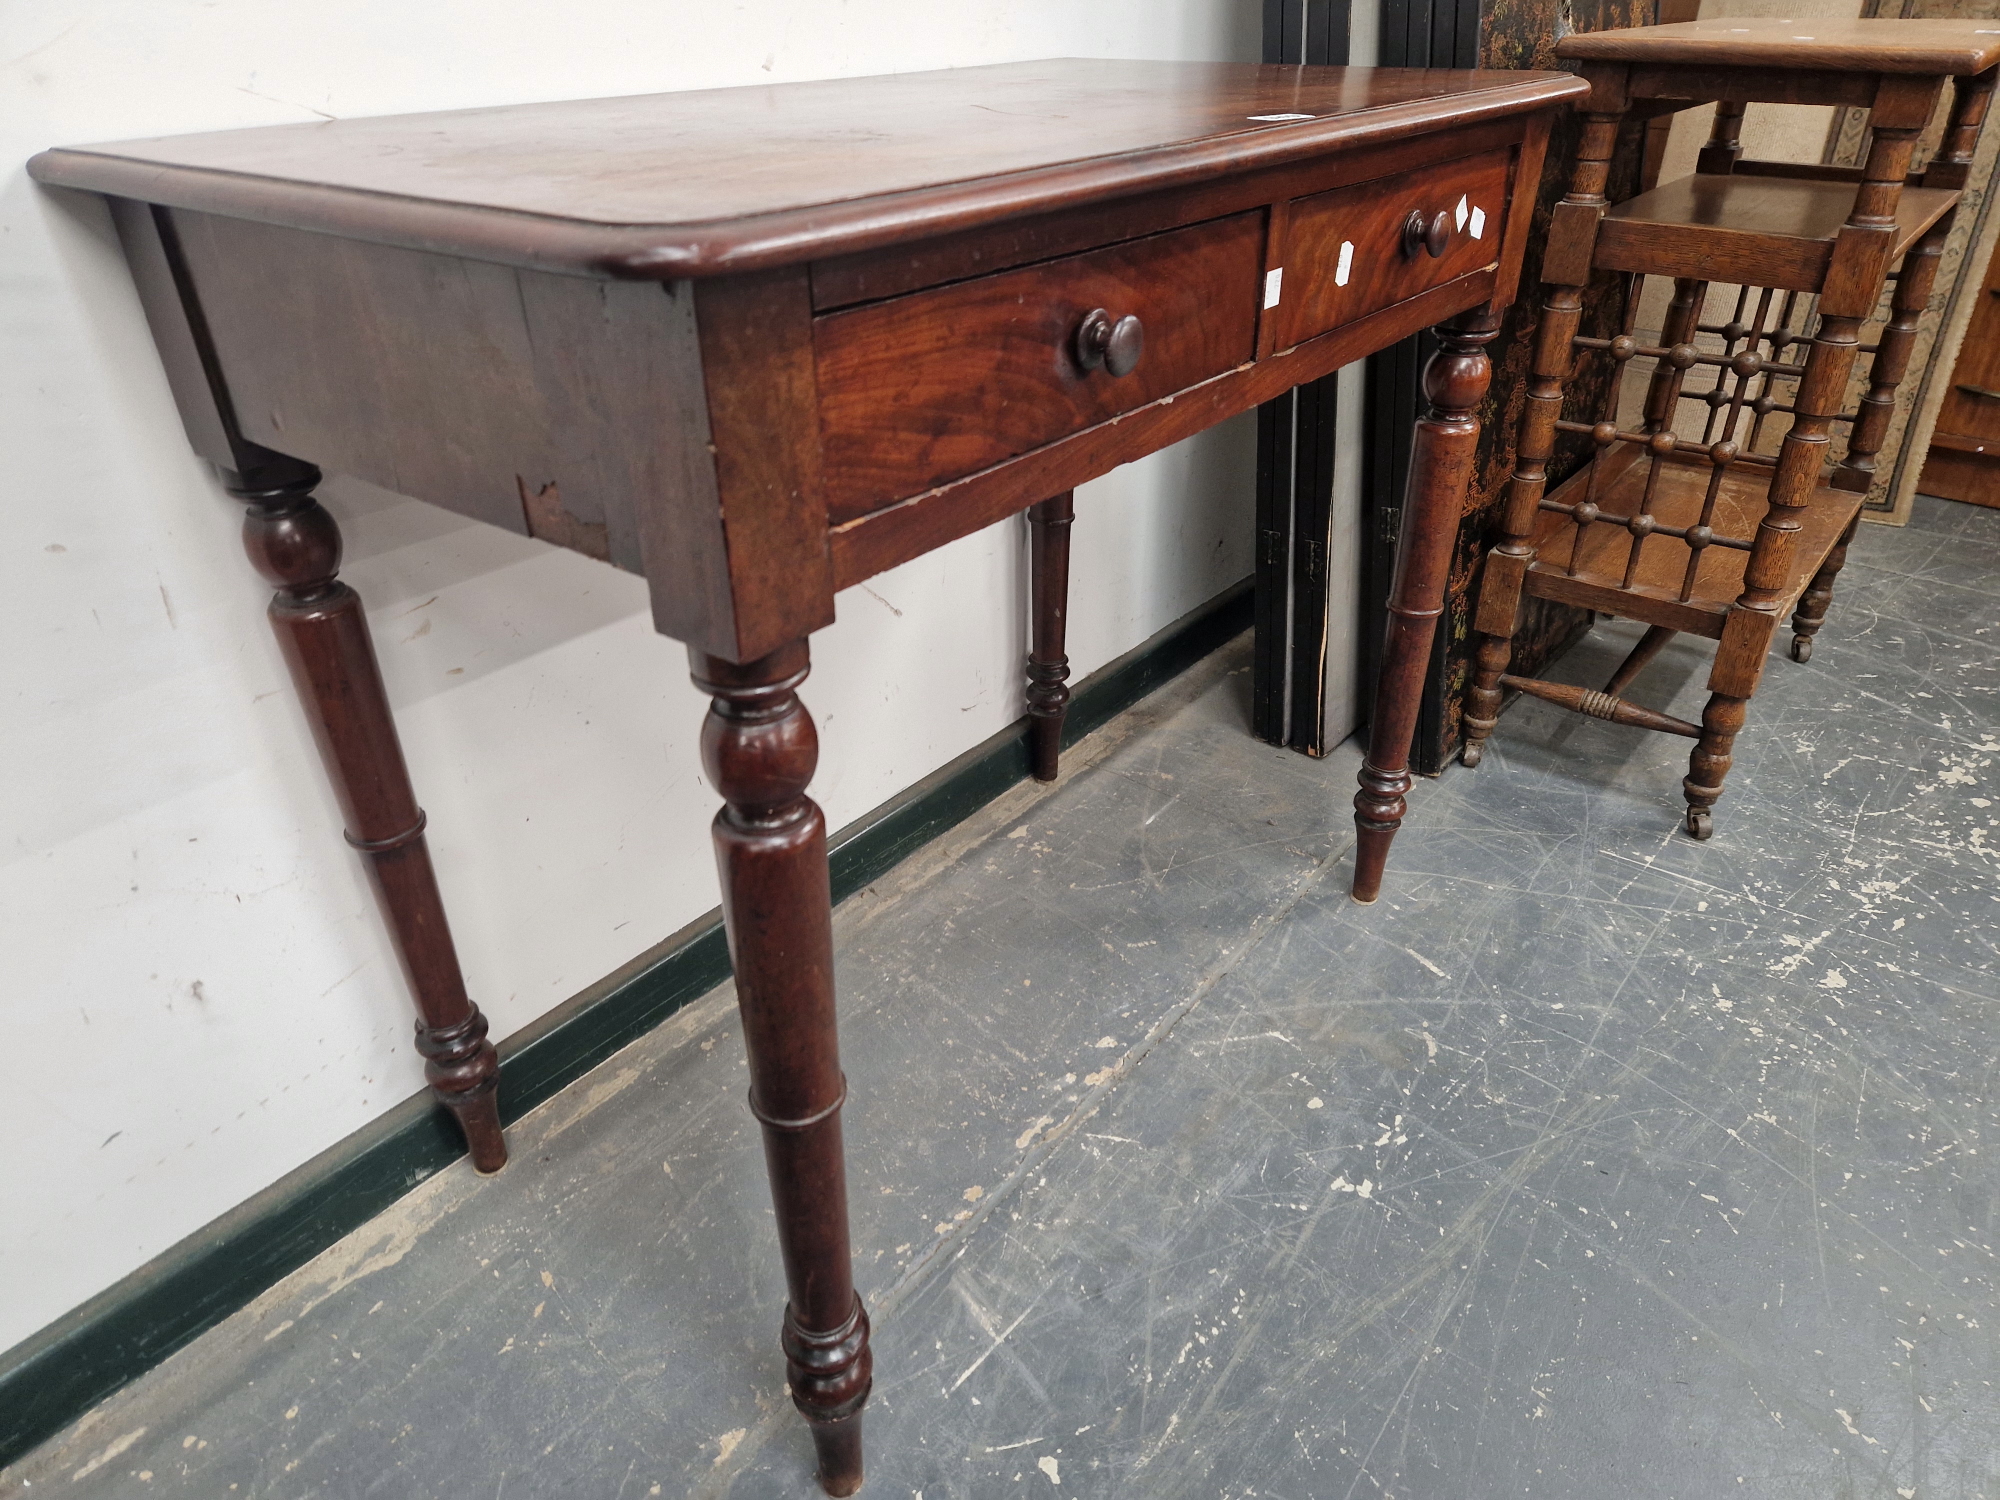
[1525,448,1864,638]
[1594,174,1960,293]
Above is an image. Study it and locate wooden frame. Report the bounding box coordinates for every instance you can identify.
[1459,20,1998,839]
[32,61,1582,1491]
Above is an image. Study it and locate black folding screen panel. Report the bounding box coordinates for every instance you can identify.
[1253,0,1481,772]
[1380,0,1480,73]
[1260,0,1353,63]
[1251,0,1349,748]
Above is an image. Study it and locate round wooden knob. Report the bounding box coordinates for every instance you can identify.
[1401,209,1452,261]
[1074,308,1144,377]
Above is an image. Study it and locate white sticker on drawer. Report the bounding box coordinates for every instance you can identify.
[1455,194,1469,231]
[1264,267,1284,308]
[1470,206,1487,240]
[1335,240,1354,288]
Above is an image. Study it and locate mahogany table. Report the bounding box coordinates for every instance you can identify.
[32,59,1583,1493]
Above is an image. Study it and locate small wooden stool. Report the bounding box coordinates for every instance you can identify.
[1461,20,1999,837]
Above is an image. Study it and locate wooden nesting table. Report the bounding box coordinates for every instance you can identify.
[32,59,1582,1493]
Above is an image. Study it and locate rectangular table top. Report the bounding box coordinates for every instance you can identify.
[29,59,1580,278]
[1557,18,2000,77]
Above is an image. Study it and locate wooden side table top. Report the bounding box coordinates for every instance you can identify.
[1557,17,2000,76]
[34,60,1580,278]
[32,60,1583,665]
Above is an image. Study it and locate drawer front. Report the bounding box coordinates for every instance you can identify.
[1936,264,2000,444]
[815,211,1264,523]
[1938,382,2000,447]
[1277,149,1513,350]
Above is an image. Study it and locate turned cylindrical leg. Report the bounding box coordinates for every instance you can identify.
[1352,305,1498,902]
[1464,291,1587,767]
[1026,492,1075,782]
[229,464,505,1172]
[1790,512,1860,663]
[1742,116,1923,619]
[690,641,869,1498]
[1682,691,1747,841]
[1833,213,1951,494]
[1923,68,1995,193]
[1696,100,1746,175]
[1465,99,1625,770]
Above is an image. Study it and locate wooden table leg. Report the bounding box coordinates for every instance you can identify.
[1026,491,1075,782]
[230,463,506,1172]
[1350,305,1498,903]
[690,640,870,1497]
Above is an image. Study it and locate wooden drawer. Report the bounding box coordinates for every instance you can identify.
[1938,384,2000,447]
[1274,149,1513,350]
[815,211,1264,523]
[1933,257,2000,448]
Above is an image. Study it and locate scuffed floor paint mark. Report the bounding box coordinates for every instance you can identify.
[537,1064,645,1143]
[1834,1408,1881,1447]
[1015,1115,1055,1150]
[1400,946,1448,979]
[71,1426,146,1482]
[282,1203,450,1323]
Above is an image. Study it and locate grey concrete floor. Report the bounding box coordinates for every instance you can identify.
[9,496,1998,1500]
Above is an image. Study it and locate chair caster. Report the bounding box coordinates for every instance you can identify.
[1684,807,1712,841]
[1460,740,1484,768]
[1790,635,1813,663]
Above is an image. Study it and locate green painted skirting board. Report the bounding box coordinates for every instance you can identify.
[0,579,1251,1470]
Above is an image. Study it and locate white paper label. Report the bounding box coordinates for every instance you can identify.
[1335,241,1354,288]
[1454,194,1469,231]
[1247,112,1315,121]
[1264,267,1284,308]
[1469,206,1487,240]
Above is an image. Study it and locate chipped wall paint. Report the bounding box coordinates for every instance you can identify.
[0,0,1258,1352]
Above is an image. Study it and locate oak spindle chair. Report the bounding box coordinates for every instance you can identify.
[1460,20,1998,839]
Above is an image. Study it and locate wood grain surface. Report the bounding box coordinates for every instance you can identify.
[815,212,1263,523]
[1557,18,2000,76]
[1525,454,1866,636]
[827,267,1498,588]
[1595,174,1960,292]
[29,61,1584,278]
[1278,147,1513,348]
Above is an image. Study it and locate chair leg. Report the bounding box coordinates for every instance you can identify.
[1461,99,1617,769]
[1831,214,1950,495]
[1789,513,1860,663]
[1461,532,1537,772]
[1683,599,1775,841]
[1461,626,1515,768]
[1682,692,1746,840]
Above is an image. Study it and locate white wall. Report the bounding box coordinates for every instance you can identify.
[0,0,1259,1353]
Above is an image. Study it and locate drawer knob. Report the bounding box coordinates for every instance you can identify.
[1401,209,1452,261]
[1075,308,1144,378]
